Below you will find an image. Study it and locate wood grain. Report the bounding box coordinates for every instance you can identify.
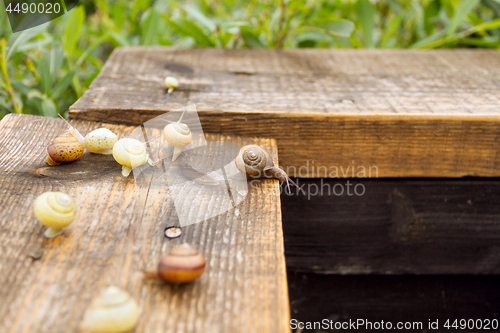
[0,114,289,333]
[282,178,500,274]
[69,48,500,178]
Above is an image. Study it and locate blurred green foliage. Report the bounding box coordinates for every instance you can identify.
[1,0,500,118]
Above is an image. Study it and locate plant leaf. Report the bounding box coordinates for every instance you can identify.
[41,98,57,117]
[241,27,265,48]
[447,0,480,36]
[63,6,85,54]
[38,56,51,95]
[314,19,355,38]
[50,70,75,100]
[355,0,375,48]
[168,18,215,47]
[141,9,160,45]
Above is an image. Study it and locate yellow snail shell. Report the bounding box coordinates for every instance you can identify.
[162,122,192,161]
[112,138,149,177]
[79,286,139,333]
[165,76,179,94]
[84,128,118,154]
[46,132,84,166]
[34,191,76,238]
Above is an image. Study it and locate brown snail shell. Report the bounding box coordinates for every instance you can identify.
[146,243,205,283]
[235,145,301,192]
[46,131,84,165]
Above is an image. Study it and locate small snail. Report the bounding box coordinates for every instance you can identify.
[112,138,149,177]
[162,110,192,161]
[235,145,300,192]
[165,76,179,94]
[58,114,118,154]
[84,128,118,154]
[79,286,139,333]
[144,243,205,283]
[34,191,76,238]
[45,131,84,165]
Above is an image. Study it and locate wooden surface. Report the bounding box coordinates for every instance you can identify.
[282,178,500,274]
[0,114,290,333]
[69,48,500,178]
[288,272,500,333]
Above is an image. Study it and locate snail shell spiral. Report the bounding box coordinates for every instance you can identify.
[112,138,148,177]
[162,122,192,161]
[235,145,273,177]
[34,192,76,238]
[79,286,139,333]
[46,132,84,165]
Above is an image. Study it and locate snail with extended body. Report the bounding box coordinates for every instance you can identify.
[57,114,118,155]
[144,243,205,283]
[165,76,179,94]
[235,145,301,193]
[112,138,150,177]
[79,286,139,333]
[34,191,76,238]
[162,110,192,161]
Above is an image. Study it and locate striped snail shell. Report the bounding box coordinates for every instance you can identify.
[162,122,192,161]
[235,145,300,192]
[112,138,149,177]
[34,191,76,238]
[79,286,139,333]
[46,132,84,166]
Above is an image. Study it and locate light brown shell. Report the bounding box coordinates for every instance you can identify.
[235,145,273,177]
[157,243,205,283]
[46,132,84,165]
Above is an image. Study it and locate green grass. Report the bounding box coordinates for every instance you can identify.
[1,0,500,118]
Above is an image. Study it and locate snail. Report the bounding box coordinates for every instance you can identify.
[235,145,300,193]
[58,114,118,154]
[79,286,139,333]
[165,76,179,94]
[112,138,149,177]
[84,128,118,154]
[162,110,192,161]
[144,243,205,283]
[45,131,84,165]
[34,191,76,238]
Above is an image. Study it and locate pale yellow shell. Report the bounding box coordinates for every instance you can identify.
[112,138,148,169]
[165,76,179,89]
[79,286,139,333]
[84,128,118,154]
[162,122,192,148]
[34,192,76,229]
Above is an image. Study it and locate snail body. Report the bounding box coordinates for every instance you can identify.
[162,110,192,161]
[165,76,179,94]
[84,128,118,154]
[79,286,139,333]
[34,192,76,238]
[46,132,84,165]
[145,243,205,283]
[235,145,300,192]
[112,138,149,177]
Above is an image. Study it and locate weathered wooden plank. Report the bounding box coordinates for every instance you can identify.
[288,272,500,333]
[282,178,500,274]
[0,114,289,333]
[69,48,500,178]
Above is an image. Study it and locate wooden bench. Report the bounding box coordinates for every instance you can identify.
[0,114,289,333]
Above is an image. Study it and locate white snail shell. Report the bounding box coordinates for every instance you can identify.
[79,286,139,333]
[84,128,118,154]
[34,192,76,238]
[162,122,192,161]
[165,76,179,93]
[112,138,149,177]
[235,145,273,177]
